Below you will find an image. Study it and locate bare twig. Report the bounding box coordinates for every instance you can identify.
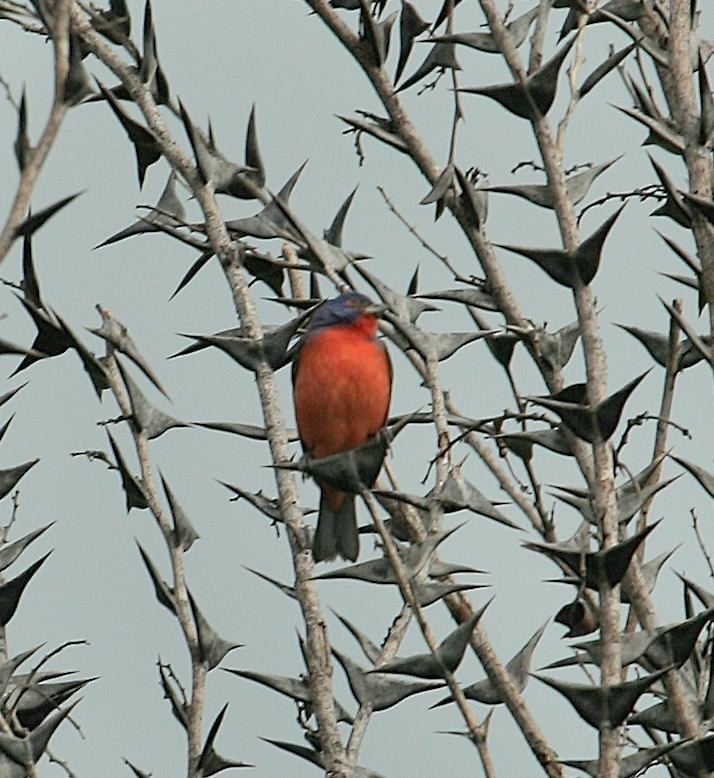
[691,508,714,579]
[0,0,72,264]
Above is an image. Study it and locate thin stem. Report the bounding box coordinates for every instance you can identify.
[0,0,71,264]
[665,0,714,343]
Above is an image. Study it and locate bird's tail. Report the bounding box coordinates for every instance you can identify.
[313,490,358,562]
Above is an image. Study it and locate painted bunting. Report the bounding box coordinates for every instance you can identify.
[292,292,392,562]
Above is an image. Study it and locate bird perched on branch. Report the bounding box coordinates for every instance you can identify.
[292,292,392,562]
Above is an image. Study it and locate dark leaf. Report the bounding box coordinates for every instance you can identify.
[369,607,487,679]
[397,42,460,92]
[670,454,714,499]
[244,566,297,601]
[97,80,161,187]
[579,43,635,98]
[659,296,712,362]
[416,286,498,311]
[0,523,52,574]
[95,172,185,249]
[616,322,704,371]
[223,163,306,241]
[56,314,110,398]
[158,661,187,728]
[159,473,199,551]
[197,703,253,774]
[123,759,151,778]
[497,206,623,288]
[526,522,659,591]
[12,677,93,730]
[179,101,256,198]
[11,298,72,375]
[0,551,51,626]
[225,668,353,724]
[107,432,148,512]
[333,648,444,711]
[433,466,518,528]
[136,541,176,615]
[554,596,599,637]
[432,0,463,31]
[21,233,41,308]
[13,193,82,240]
[432,621,546,706]
[139,0,170,104]
[14,88,30,172]
[64,34,93,105]
[92,0,131,44]
[339,114,408,154]
[459,38,574,118]
[360,6,397,66]
[0,459,39,501]
[560,742,678,778]
[528,370,647,442]
[669,735,714,775]
[484,157,620,209]
[431,6,537,53]
[614,104,685,155]
[534,667,669,729]
[493,427,573,459]
[116,359,187,439]
[650,155,691,227]
[188,591,241,670]
[0,701,76,771]
[646,609,714,668]
[395,1,430,84]
[332,610,381,665]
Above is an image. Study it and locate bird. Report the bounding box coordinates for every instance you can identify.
[292,292,392,562]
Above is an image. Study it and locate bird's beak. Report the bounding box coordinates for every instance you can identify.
[364,302,388,317]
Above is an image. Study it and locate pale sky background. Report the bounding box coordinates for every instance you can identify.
[1,1,713,776]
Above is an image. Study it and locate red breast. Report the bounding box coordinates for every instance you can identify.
[293,319,392,460]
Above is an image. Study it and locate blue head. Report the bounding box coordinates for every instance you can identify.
[307,292,384,332]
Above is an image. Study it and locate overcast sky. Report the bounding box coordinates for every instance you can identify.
[1,1,713,776]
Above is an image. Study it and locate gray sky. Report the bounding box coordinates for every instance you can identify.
[1,1,713,776]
